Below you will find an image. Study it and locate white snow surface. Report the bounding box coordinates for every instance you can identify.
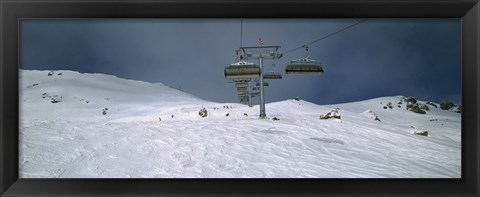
[19,70,461,178]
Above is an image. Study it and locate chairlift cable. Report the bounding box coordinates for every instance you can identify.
[283,18,368,54]
[240,19,243,48]
[271,59,279,72]
[305,45,309,58]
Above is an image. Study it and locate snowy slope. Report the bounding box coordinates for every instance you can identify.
[19,70,209,122]
[19,70,461,178]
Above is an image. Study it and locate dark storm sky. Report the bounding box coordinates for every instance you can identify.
[19,19,461,105]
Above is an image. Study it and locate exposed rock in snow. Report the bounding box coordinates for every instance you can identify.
[320,108,342,120]
[102,108,108,115]
[198,108,208,118]
[407,103,427,114]
[383,102,393,109]
[414,130,429,136]
[426,101,438,108]
[363,110,381,122]
[440,102,461,113]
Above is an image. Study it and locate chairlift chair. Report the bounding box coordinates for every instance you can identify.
[285,46,324,75]
[225,61,260,79]
[238,94,248,99]
[263,71,282,80]
[235,82,248,88]
[285,58,324,75]
[256,81,269,87]
[233,79,251,84]
[236,87,247,92]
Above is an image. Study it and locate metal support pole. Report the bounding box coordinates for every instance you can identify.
[236,46,281,118]
[259,57,266,118]
[248,81,252,107]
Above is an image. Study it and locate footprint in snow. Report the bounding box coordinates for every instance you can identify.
[172,152,195,168]
[310,137,345,145]
[252,130,287,135]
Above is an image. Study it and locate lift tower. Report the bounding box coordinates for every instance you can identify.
[239,46,282,118]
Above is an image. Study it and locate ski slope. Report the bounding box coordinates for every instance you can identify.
[19,70,461,178]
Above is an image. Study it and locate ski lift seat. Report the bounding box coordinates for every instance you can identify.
[256,81,269,87]
[233,79,251,83]
[236,87,247,92]
[235,83,248,88]
[285,58,324,75]
[225,61,260,79]
[263,71,282,80]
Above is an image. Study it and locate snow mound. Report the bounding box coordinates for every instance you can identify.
[363,109,381,122]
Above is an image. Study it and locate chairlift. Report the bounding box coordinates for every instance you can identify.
[263,71,282,80]
[237,88,248,92]
[285,58,324,75]
[285,46,324,75]
[236,87,247,92]
[256,81,269,87]
[233,79,251,83]
[235,82,248,88]
[263,61,282,80]
[225,61,260,79]
[238,94,248,99]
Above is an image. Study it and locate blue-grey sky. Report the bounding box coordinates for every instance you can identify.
[19,19,461,105]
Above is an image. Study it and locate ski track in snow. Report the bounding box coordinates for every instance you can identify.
[19,70,461,178]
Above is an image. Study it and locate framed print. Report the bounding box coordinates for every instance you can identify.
[1,0,479,196]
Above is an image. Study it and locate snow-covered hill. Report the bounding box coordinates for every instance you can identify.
[19,70,461,178]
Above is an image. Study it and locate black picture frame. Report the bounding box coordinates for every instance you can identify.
[1,0,479,196]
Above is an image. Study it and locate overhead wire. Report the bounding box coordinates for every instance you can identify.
[236,18,244,61]
[240,19,243,48]
[283,18,369,55]
[230,19,368,103]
